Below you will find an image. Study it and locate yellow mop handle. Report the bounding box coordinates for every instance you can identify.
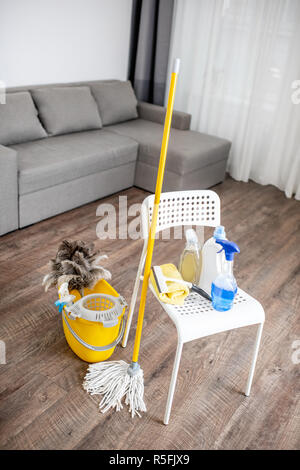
[132,59,180,363]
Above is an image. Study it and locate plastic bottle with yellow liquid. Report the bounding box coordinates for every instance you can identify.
[179,229,202,284]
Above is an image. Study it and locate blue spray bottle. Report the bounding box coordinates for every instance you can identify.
[211,239,240,311]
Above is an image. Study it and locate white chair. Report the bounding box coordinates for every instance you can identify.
[122,190,265,425]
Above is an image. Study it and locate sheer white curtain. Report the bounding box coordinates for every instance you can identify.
[167,0,300,199]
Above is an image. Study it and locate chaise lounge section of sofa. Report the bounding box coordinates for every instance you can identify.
[0,79,231,236]
[110,101,231,193]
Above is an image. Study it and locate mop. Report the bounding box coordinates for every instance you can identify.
[83,58,180,417]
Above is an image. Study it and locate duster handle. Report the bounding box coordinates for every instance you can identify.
[132,59,180,363]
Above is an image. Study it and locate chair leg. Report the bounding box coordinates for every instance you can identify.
[245,322,263,396]
[164,340,183,425]
[121,247,146,348]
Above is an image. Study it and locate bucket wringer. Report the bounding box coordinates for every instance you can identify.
[58,280,127,363]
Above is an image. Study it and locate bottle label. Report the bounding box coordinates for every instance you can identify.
[211,283,237,311]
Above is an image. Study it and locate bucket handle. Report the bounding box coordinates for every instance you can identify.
[63,313,125,352]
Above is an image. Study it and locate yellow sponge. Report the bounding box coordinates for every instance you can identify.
[150,263,189,306]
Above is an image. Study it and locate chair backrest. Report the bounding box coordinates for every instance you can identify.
[141,190,221,238]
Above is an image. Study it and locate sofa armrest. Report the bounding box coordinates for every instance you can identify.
[137,101,191,130]
[0,145,18,235]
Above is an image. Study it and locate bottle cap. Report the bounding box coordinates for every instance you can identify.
[185,229,199,246]
[213,225,226,240]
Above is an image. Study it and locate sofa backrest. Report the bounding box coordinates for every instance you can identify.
[6,79,119,94]
[1,79,138,145]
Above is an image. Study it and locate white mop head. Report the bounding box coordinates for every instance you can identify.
[83,360,146,418]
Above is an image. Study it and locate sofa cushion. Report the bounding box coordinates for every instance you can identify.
[11,130,138,195]
[90,81,138,126]
[31,86,102,136]
[107,119,231,175]
[0,92,47,145]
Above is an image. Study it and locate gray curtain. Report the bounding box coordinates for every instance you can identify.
[128,0,174,105]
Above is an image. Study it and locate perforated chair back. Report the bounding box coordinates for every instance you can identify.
[141,190,221,238]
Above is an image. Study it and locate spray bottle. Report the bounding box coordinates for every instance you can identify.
[211,239,240,312]
[179,229,201,284]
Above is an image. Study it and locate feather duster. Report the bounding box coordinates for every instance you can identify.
[42,240,111,296]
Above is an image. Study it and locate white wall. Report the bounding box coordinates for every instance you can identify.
[0,0,132,87]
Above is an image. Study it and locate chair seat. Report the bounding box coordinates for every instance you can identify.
[149,286,265,343]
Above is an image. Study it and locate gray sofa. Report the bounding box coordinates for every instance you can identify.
[0,79,231,236]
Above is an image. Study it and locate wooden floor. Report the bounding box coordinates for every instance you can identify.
[0,177,299,450]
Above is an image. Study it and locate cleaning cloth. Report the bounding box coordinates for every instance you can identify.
[150,263,189,306]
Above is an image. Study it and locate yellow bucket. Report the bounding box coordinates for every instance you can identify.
[60,279,126,363]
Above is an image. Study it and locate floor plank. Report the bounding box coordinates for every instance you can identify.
[0,177,299,450]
